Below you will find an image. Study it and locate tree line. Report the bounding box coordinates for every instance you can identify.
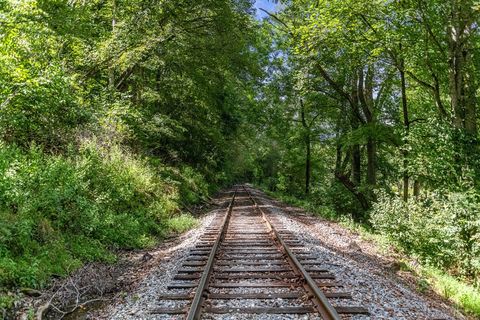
[0,0,479,316]
[249,0,479,288]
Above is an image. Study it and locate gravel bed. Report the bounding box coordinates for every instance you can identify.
[210,298,312,308]
[249,188,465,320]
[97,206,222,320]
[273,214,456,319]
[209,287,305,294]
[202,313,318,320]
[95,187,465,320]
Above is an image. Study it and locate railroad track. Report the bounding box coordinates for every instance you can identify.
[153,185,369,319]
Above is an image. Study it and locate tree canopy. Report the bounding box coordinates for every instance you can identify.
[248,0,480,292]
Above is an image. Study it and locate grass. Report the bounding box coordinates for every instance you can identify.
[166,213,198,234]
[0,142,207,317]
[423,268,480,317]
[340,225,480,318]
[352,229,480,318]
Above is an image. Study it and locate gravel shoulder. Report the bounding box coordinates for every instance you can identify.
[91,187,466,320]
[249,188,467,320]
[86,191,233,320]
[99,211,216,320]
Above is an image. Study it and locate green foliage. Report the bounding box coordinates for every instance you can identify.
[0,1,89,148]
[0,293,15,314]
[371,191,480,279]
[248,2,480,317]
[263,188,339,221]
[419,267,480,317]
[2,0,480,317]
[266,183,480,317]
[166,214,198,235]
[0,0,262,298]
[0,141,209,288]
[407,119,480,191]
[340,124,400,149]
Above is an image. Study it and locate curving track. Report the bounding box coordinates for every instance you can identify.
[153,185,369,319]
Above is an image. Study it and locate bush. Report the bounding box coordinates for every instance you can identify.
[0,141,204,289]
[371,191,480,279]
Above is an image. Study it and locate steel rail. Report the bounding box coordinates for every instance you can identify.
[185,187,237,320]
[242,185,341,320]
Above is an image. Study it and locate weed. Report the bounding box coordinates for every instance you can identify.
[417,278,429,293]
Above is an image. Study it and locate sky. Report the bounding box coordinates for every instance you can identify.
[254,0,280,20]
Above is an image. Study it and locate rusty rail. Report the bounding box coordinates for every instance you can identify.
[153,185,369,318]
[185,188,237,320]
[243,185,341,320]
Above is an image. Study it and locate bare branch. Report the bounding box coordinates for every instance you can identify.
[259,8,294,36]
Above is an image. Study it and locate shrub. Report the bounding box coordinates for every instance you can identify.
[371,191,480,279]
[0,141,204,289]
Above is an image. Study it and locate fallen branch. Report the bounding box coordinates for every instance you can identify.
[181,203,195,215]
[35,301,50,320]
[61,298,110,319]
[34,263,117,319]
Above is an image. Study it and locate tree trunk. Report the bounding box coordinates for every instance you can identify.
[351,74,362,186]
[448,1,477,136]
[334,103,347,177]
[109,0,117,88]
[465,71,477,135]
[399,47,410,202]
[361,66,376,187]
[300,99,311,195]
[335,173,370,213]
[413,180,421,198]
[449,22,464,130]
[403,174,409,201]
[335,144,342,175]
[305,133,311,195]
[366,138,376,185]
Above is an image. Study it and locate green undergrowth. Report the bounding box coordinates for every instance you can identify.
[422,267,480,317]
[262,189,339,221]
[166,214,198,234]
[0,141,208,307]
[260,187,480,318]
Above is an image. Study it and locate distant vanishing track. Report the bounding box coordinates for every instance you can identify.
[153,185,369,319]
